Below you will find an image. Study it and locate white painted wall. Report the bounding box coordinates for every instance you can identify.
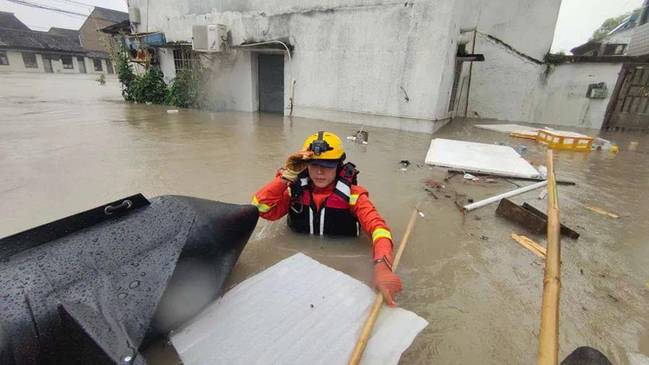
[128,0,462,132]
[466,0,560,61]
[158,48,176,83]
[465,33,547,121]
[532,63,622,129]
[201,50,257,112]
[126,0,568,132]
[0,51,44,73]
[0,51,113,76]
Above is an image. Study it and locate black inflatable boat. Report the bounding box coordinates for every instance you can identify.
[0,194,258,365]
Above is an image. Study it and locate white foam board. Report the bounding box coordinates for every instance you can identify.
[171,253,428,365]
[475,124,540,134]
[424,138,540,178]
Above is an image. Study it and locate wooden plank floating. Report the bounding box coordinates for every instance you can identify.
[496,200,580,240]
[497,199,546,234]
[522,203,580,240]
[511,233,547,258]
[585,206,620,219]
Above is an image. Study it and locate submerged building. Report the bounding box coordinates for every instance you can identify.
[0,8,127,76]
[125,0,647,131]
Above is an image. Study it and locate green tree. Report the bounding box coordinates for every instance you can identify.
[592,8,641,41]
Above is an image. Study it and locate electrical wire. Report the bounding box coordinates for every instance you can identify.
[6,0,126,24]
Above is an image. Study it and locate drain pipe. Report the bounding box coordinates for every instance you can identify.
[235,40,295,116]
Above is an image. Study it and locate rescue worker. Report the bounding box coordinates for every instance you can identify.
[252,131,402,306]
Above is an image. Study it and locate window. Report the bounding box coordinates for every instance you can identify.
[22,53,38,68]
[173,47,195,73]
[106,59,114,74]
[93,58,103,72]
[61,55,73,69]
[0,51,8,65]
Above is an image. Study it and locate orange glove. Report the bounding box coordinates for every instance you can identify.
[372,238,402,307]
[281,151,313,182]
[373,259,402,307]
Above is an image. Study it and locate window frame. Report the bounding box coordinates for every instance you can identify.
[61,55,74,69]
[93,58,103,72]
[0,51,9,66]
[173,47,195,74]
[22,52,38,68]
[105,59,114,74]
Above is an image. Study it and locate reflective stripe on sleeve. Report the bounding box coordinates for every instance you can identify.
[371,227,392,243]
[251,196,272,213]
[349,194,359,206]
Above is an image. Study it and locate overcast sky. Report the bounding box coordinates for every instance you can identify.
[0,0,645,54]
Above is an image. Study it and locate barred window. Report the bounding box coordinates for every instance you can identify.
[173,47,195,73]
[22,53,38,68]
[0,51,8,65]
[93,58,103,72]
[61,56,74,69]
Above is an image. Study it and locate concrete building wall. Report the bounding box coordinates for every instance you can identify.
[158,48,177,83]
[128,0,461,133]
[456,0,561,123]
[464,34,546,122]
[531,63,622,129]
[0,51,44,72]
[0,51,113,75]
[126,0,573,132]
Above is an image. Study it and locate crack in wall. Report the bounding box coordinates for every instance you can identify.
[481,33,545,65]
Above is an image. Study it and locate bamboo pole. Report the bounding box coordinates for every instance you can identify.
[537,149,561,365]
[347,207,420,365]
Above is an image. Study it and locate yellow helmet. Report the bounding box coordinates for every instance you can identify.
[302,131,345,164]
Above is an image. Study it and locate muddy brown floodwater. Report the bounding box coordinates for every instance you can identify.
[1,74,648,364]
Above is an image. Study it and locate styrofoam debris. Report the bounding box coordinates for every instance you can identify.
[171,253,428,365]
[425,138,540,179]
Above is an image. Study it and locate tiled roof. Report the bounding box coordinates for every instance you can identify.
[48,27,80,44]
[0,11,30,31]
[91,6,129,23]
[0,28,85,53]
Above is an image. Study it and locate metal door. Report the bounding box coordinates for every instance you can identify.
[77,57,86,73]
[43,57,53,73]
[604,64,649,131]
[258,54,284,114]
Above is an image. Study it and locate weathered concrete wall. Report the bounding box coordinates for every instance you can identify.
[128,0,460,132]
[460,0,560,60]
[532,63,622,129]
[456,0,561,123]
[0,51,113,75]
[201,50,258,112]
[465,33,547,122]
[0,51,44,73]
[158,48,176,83]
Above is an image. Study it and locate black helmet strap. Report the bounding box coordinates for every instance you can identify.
[309,131,334,156]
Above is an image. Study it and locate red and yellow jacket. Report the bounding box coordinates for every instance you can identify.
[252,172,393,260]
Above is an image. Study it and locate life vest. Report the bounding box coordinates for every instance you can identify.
[288,163,360,236]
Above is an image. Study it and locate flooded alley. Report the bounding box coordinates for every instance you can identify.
[1,74,649,364]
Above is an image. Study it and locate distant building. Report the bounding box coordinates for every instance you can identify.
[0,8,127,75]
[572,11,639,56]
[628,0,649,56]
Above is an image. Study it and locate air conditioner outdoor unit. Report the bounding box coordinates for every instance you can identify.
[128,7,141,24]
[192,25,227,52]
